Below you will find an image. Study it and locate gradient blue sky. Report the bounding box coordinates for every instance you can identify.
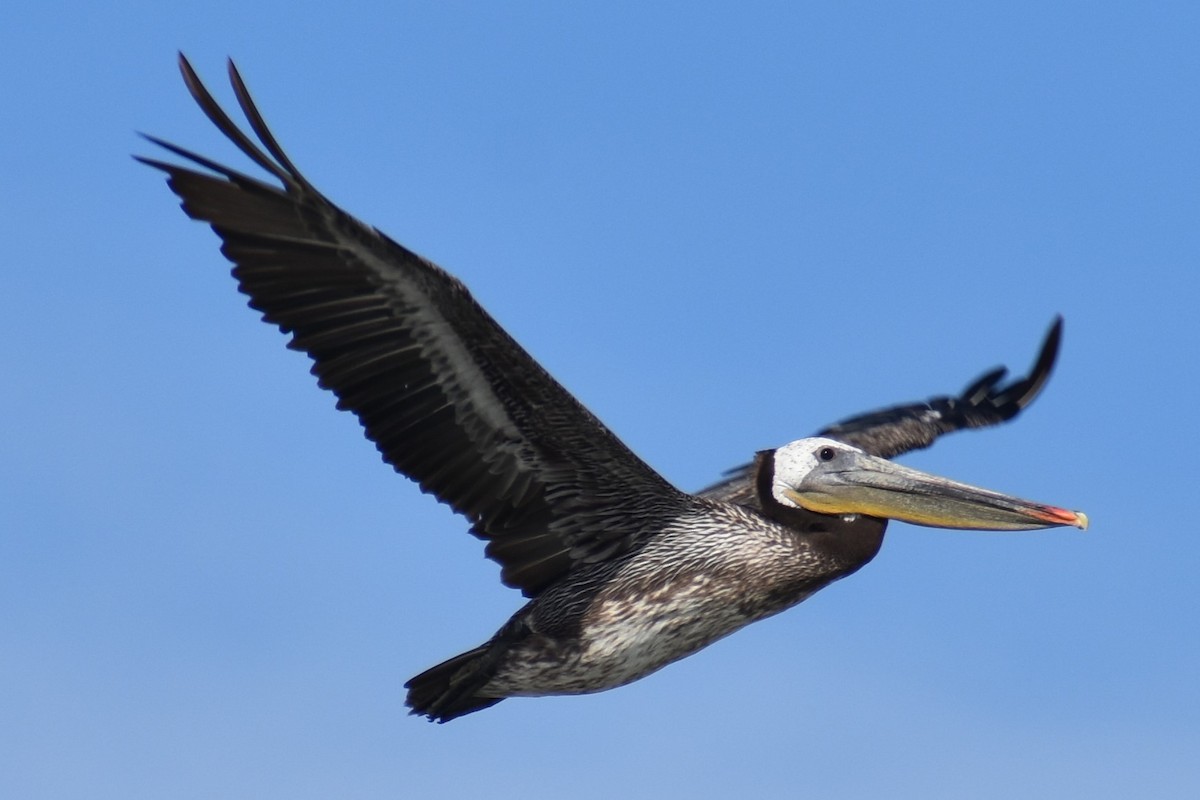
[4,2,1198,798]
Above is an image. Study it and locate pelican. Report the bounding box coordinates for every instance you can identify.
[139,56,1087,722]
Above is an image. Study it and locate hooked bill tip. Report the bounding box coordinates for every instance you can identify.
[1042,505,1088,531]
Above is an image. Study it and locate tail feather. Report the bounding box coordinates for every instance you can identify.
[405,645,505,723]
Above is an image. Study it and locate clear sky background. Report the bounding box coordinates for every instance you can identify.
[3,2,1198,798]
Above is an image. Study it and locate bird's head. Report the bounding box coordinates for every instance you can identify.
[766,437,1087,531]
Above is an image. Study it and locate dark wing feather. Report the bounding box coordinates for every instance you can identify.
[140,55,687,597]
[699,317,1063,505]
[821,316,1062,458]
[693,456,764,507]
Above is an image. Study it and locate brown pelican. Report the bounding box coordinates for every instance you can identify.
[139,56,1087,723]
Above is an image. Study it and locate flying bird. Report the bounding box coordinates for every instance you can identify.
[140,56,1087,723]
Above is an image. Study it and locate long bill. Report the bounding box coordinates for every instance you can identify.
[784,450,1088,531]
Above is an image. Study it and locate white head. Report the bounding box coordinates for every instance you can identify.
[769,437,865,513]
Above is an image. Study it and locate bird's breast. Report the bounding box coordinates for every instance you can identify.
[486,511,824,696]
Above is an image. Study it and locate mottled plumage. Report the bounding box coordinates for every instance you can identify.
[141,56,1084,723]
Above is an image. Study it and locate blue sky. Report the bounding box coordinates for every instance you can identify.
[3,2,1198,797]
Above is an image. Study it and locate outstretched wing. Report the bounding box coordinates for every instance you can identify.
[700,318,1063,506]
[139,56,686,597]
[820,316,1062,458]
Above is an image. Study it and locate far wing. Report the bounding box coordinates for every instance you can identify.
[819,317,1062,458]
[699,318,1063,505]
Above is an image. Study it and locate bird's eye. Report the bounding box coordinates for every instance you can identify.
[818,446,836,462]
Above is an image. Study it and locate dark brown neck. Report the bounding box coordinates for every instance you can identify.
[754,449,887,575]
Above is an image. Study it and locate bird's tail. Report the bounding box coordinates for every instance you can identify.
[405,644,505,723]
